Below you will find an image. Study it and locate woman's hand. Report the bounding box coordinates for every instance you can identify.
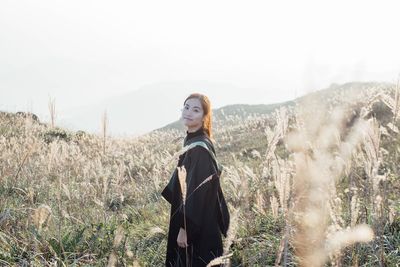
[177,227,188,248]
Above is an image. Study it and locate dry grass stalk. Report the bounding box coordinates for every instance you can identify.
[176,165,189,263]
[102,110,108,156]
[48,97,56,128]
[113,225,125,248]
[393,76,400,122]
[288,94,376,267]
[107,251,118,267]
[350,190,360,227]
[264,107,288,163]
[361,118,388,232]
[325,224,374,256]
[31,204,52,231]
[271,157,292,215]
[206,253,233,267]
[223,206,239,255]
[270,195,279,219]
[381,82,400,122]
[177,166,187,204]
[13,142,37,181]
[253,190,267,216]
[194,174,213,193]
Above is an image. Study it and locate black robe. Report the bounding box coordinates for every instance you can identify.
[161,128,230,267]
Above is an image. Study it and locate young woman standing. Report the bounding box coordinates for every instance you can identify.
[162,93,230,267]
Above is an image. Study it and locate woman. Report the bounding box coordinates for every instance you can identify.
[161,93,230,267]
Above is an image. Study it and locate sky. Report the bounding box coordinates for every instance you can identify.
[1,0,400,134]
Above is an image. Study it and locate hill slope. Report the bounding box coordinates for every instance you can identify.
[0,82,399,266]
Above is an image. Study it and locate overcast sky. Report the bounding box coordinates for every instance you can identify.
[1,0,400,133]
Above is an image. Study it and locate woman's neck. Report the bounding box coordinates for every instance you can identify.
[185,126,204,140]
[187,125,203,133]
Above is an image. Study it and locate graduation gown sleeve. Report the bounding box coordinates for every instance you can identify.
[178,146,219,243]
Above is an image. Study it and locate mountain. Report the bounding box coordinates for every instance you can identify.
[157,81,392,132]
[58,80,296,136]
[4,81,392,137]
[158,101,295,132]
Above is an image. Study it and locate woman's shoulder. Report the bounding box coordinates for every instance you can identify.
[185,145,214,165]
[186,136,216,154]
[187,144,211,158]
[186,143,218,170]
[186,134,215,148]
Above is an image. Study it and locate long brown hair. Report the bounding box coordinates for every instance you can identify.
[184,93,213,139]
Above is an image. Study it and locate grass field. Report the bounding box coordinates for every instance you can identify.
[1,83,399,266]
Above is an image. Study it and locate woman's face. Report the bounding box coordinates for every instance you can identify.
[181,98,204,132]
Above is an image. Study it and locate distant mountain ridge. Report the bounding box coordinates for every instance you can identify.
[1,81,394,136]
[156,81,393,132]
[158,101,295,132]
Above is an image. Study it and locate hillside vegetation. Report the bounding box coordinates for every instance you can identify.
[0,82,399,266]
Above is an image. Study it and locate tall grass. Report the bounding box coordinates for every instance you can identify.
[0,83,399,266]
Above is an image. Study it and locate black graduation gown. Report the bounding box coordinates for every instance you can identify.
[161,128,230,267]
